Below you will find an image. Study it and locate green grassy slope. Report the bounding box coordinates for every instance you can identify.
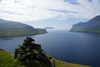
[0,19,47,37]
[0,50,91,67]
[70,15,100,33]
[35,28,48,34]
[72,27,100,33]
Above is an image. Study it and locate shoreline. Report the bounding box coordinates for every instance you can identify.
[0,32,48,38]
[70,30,100,34]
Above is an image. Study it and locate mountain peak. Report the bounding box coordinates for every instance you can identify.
[87,15,100,23]
[95,15,100,17]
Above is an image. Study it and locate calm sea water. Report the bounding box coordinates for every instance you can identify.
[0,30,100,67]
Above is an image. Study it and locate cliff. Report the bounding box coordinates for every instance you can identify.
[70,15,100,33]
[0,19,47,37]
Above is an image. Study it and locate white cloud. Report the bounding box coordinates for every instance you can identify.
[58,18,67,20]
[0,0,100,21]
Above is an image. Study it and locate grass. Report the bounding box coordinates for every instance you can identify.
[73,27,100,34]
[53,59,91,67]
[0,50,91,67]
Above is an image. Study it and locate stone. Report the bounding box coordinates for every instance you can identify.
[12,36,47,64]
[11,52,15,59]
[11,36,55,67]
[34,43,41,50]
[33,50,39,54]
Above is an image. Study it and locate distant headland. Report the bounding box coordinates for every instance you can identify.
[0,19,47,37]
[43,27,54,29]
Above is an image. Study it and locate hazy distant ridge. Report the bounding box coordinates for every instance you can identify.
[70,15,100,33]
[43,27,54,29]
[0,19,47,37]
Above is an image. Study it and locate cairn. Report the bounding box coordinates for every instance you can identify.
[12,36,48,64]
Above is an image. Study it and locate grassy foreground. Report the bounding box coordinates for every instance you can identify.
[0,50,91,67]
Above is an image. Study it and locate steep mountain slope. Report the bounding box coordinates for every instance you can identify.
[70,15,100,33]
[0,19,47,37]
[87,15,100,23]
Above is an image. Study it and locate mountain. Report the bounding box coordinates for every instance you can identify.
[87,15,100,23]
[70,15,100,33]
[0,19,47,37]
[43,27,54,29]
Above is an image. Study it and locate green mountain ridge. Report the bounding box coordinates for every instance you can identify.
[70,15,100,33]
[0,19,47,37]
[87,15,100,23]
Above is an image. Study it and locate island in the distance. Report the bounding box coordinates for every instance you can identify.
[70,15,100,34]
[43,27,54,29]
[0,19,47,37]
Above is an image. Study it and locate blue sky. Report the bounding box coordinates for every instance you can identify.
[0,0,100,30]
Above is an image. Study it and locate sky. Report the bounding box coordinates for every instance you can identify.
[0,0,100,30]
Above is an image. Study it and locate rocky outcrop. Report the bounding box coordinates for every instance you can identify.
[11,36,55,67]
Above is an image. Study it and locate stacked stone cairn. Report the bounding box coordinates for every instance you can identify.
[11,36,54,67]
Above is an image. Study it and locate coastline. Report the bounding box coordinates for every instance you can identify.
[70,30,100,34]
[0,32,48,38]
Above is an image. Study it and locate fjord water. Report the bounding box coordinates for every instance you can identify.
[0,31,100,67]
